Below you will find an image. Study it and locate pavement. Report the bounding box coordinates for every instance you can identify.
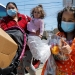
[25,64,44,75]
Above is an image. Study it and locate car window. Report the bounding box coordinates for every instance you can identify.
[0,4,7,19]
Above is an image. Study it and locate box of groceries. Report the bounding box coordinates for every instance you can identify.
[0,28,18,68]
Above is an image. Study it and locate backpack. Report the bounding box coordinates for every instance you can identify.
[0,26,27,75]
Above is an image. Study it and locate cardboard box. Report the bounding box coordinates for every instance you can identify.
[0,51,16,68]
[0,28,18,68]
[0,28,18,54]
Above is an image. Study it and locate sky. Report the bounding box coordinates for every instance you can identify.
[0,0,63,31]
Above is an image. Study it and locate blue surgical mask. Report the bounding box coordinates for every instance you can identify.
[61,21,75,33]
[7,9,17,16]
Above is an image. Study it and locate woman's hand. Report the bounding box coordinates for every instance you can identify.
[61,44,72,54]
[59,39,72,54]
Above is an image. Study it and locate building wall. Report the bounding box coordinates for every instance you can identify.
[73,0,75,6]
[63,0,72,7]
[63,0,75,7]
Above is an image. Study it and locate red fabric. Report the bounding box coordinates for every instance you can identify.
[41,32,75,75]
[0,13,31,50]
[32,59,40,68]
[0,13,31,30]
[56,32,75,74]
[0,13,40,67]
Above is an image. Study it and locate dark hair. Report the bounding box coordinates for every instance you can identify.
[6,2,17,9]
[57,7,75,32]
[30,4,46,19]
[38,4,43,9]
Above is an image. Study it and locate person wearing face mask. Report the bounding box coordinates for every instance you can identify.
[0,2,41,75]
[0,2,31,75]
[41,6,75,75]
[0,2,31,30]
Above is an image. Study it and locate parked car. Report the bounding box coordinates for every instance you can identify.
[0,3,7,19]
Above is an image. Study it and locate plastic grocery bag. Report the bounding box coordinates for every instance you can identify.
[48,34,69,61]
[41,34,58,75]
[27,35,51,63]
[46,54,56,75]
[47,34,60,46]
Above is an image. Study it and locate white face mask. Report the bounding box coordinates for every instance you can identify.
[7,9,17,16]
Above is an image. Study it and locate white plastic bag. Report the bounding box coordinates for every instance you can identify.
[43,54,56,75]
[47,34,60,46]
[27,35,51,63]
[46,54,56,75]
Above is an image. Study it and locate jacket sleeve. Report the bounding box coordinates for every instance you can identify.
[24,15,31,34]
[0,17,8,30]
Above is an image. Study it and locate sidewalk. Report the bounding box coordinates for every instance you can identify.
[25,64,43,75]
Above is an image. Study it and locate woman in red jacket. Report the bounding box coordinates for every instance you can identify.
[0,2,40,75]
[0,2,30,31]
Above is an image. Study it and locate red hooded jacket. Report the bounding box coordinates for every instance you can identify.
[0,13,31,50]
